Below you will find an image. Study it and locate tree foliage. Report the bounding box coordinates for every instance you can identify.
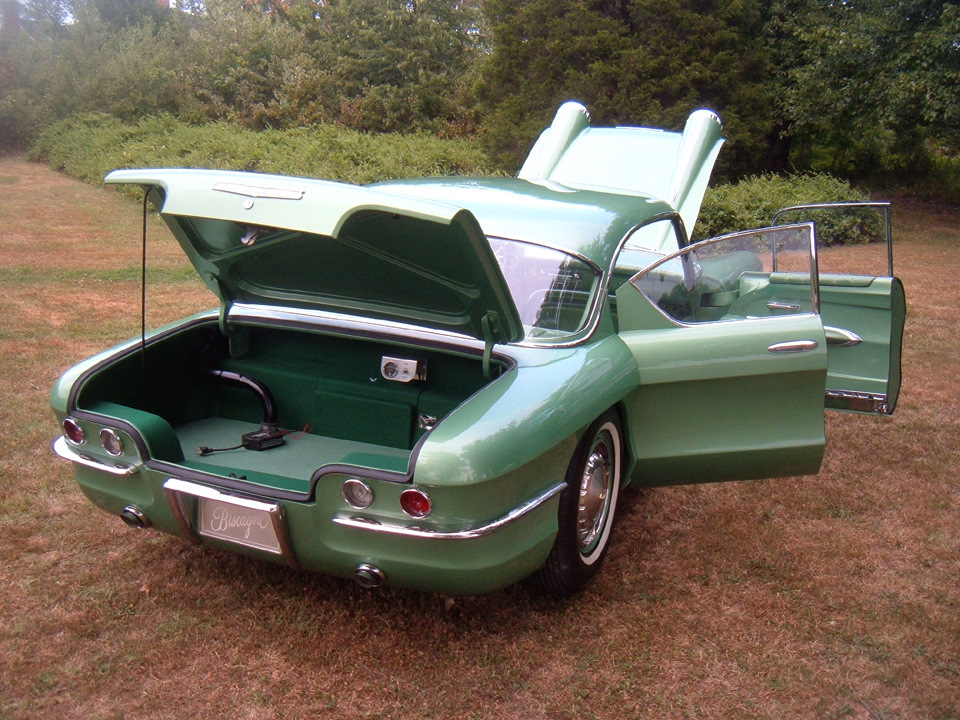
[479,0,960,183]
[778,0,960,178]
[478,0,776,176]
[1,0,957,193]
[0,0,483,147]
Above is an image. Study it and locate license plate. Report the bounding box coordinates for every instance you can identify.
[198,495,282,554]
[163,478,299,568]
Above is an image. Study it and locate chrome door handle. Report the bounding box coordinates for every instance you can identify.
[768,340,819,353]
[767,301,800,312]
[823,326,863,347]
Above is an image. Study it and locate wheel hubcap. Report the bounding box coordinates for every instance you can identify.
[577,435,612,553]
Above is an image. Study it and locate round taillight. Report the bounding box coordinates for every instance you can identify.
[62,418,85,445]
[342,478,374,509]
[400,488,432,518]
[99,428,124,457]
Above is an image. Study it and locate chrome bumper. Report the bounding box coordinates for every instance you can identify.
[331,481,565,540]
[52,436,139,476]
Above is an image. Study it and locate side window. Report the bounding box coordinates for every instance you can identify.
[630,224,819,324]
[609,218,684,330]
[772,202,893,279]
[611,218,684,292]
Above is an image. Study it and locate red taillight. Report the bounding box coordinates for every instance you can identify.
[62,418,85,445]
[400,488,432,518]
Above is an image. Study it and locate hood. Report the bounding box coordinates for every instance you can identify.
[105,169,524,346]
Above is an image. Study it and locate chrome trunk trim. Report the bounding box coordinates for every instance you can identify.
[52,436,139,476]
[332,481,565,540]
[212,181,304,200]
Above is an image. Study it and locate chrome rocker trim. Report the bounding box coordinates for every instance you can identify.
[826,389,889,414]
[332,481,566,540]
[53,436,139,476]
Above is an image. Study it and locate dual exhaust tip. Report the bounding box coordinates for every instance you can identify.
[120,505,387,590]
[121,505,150,530]
[354,564,386,589]
[118,506,387,589]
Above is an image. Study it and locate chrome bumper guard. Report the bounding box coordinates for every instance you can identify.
[332,481,565,540]
[53,436,139,476]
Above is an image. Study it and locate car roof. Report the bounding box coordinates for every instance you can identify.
[371,177,677,270]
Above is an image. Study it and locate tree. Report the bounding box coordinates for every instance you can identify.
[477,0,629,165]
[478,0,776,177]
[90,0,166,28]
[1,0,22,43]
[776,0,960,177]
[313,0,483,132]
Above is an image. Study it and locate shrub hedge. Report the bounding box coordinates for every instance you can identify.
[29,113,500,187]
[696,174,871,242]
[32,113,878,245]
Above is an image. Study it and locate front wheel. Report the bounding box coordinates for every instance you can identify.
[533,410,623,596]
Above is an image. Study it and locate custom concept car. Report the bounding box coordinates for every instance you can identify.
[51,103,905,595]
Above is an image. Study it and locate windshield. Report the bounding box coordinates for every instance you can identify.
[489,238,600,340]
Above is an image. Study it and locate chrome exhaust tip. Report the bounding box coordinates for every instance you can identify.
[354,564,386,589]
[120,505,150,529]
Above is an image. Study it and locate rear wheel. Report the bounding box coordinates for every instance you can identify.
[533,410,622,596]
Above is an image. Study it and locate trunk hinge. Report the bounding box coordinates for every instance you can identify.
[219,300,249,358]
[481,312,500,378]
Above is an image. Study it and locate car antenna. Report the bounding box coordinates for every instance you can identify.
[140,190,149,398]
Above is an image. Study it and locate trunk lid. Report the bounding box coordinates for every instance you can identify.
[105,169,525,346]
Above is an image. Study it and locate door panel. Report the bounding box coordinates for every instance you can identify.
[819,276,905,413]
[772,203,906,414]
[617,315,828,487]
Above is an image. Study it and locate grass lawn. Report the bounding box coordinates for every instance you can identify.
[0,156,957,720]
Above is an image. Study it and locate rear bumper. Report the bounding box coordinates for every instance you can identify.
[55,438,563,595]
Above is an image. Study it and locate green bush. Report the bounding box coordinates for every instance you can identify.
[32,113,897,249]
[696,174,874,244]
[30,113,499,187]
[915,153,960,205]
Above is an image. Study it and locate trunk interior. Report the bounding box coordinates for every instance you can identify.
[75,321,502,494]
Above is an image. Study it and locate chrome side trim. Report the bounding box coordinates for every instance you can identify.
[768,340,820,353]
[826,389,889,414]
[332,481,566,540]
[53,436,139,476]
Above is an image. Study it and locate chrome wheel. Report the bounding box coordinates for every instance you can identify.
[532,410,623,595]
[577,436,613,555]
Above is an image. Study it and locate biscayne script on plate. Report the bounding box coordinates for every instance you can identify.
[208,506,270,540]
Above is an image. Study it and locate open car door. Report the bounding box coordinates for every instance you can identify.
[615,219,829,487]
[772,203,906,414]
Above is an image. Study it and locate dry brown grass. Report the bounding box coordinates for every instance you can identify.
[1,157,957,720]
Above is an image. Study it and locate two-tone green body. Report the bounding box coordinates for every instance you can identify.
[50,103,905,595]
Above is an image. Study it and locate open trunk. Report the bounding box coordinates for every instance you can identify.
[64,168,529,497]
[73,318,506,496]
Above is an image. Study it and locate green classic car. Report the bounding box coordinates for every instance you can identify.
[51,103,906,596]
